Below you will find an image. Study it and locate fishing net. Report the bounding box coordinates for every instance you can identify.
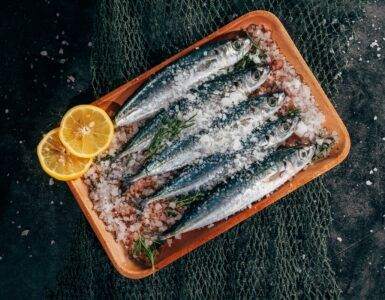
[48,0,363,298]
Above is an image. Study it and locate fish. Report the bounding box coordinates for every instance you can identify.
[129,92,285,183]
[114,37,254,127]
[161,145,315,239]
[115,66,270,160]
[140,114,299,208]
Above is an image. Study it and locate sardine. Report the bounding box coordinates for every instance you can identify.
[140,114,299,207]
[116,66,270,160]
[114,37,253,127]
[130,92,285,182]
[162,146,315,239]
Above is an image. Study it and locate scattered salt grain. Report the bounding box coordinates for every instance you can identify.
[374,115,378,120]
[50,240,55,245]
[61,40,69,45]
[370,40,379,48]
[67,75,75,83]
[40,50,48,56]
[377,54,381,58]
[49,178,54,185]
[21,230,30,236]
[336,237,342,242]
[366,180,373,186]
[59,48,64,55]
[0,256,2,260]
[5,109,9,114]
[370,170,374,174]
[370,229,374,233]
[374,168,378,172]
[88,42,93,47]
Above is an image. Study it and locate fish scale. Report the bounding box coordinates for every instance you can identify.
[161,146,315,239]
[129,92,285,183]
[115,66,270,160]
[140,114,300,208]
[114,37,253,127]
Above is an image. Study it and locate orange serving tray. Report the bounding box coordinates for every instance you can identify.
[67,10,350,279]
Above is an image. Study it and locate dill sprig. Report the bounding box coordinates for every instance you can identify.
[286,108,301,118]
[147,115,195,158]
[133,235,160,267]
[175,192,203,208]
[313,137,335,161]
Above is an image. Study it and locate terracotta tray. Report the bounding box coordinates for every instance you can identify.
[67,10,350,279]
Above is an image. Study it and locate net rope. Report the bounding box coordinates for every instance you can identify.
[48,0,363,298]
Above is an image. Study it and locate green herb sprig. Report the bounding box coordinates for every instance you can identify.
[133,235,161,267]
[147,115,195,158]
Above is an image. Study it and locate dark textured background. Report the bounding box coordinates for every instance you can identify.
[0,0,384,298]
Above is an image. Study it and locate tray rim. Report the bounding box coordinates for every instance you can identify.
[66,10,351,279]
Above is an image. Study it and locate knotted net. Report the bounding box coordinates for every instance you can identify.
[48,0,363,298]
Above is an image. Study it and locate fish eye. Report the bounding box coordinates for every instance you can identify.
[264,134,270,142]
[233,80,240,88]
[232,40,242,51]
[299,149,308,159]
[251,70,260,81]
[267,96,277,107]
[282,122,290,131]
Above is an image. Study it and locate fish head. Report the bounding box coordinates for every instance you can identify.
[212,37,252,66]
[275,114,300,140]
[255,92,286,115]
[289,145,315,168]
[259,115,299,148]
[239,66,270,94]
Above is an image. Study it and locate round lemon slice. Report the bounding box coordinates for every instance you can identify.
[37,128,93,181]
[59,105,114,158]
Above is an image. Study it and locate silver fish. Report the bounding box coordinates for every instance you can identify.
[140,114,299,207]
[115,66,270,160]
[114,37,253,127]
[162,145,315,239]
[130,92,285,182]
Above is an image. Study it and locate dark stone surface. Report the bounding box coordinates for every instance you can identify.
[326,2,385,298]
[0,0,384,298]
[0,0,94,298]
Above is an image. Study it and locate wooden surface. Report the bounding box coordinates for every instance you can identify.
[66,10,351,279]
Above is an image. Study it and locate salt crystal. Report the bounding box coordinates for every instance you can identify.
[377,54,381,58]
[67,75,75,83]
[366,180,373,186]
[374,168,378,172]
[40,50,48,56]
[374,115,378,120]
[336,237,342,242]
[370,40,379,48]
[5,109,9,114]
[370,229,374,233]
[0,256,2,260]
[21,230,30,236]
[50,240,55,245]
[59,48,64,55]
[49,178,54,185]
[369,170,373,174]
[88,42,93,47]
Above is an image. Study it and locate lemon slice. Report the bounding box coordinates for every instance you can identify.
[59,105,114,158]
[37,128,93,181]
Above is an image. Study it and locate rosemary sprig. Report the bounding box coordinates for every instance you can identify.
[133,235,161,267]
[175,192,204,208]
[147,115,195,158]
